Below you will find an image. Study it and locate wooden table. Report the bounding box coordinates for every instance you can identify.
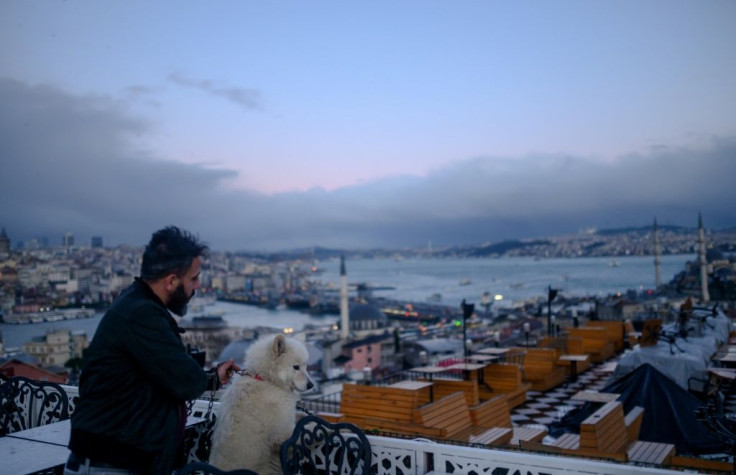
[571,390,620,403]
[713,353,736,368]
[409,365,451,382]
[466,354,499,363]
[708,367,736,380]
[476,348,509,356]
[444,363,487,383]
[388,380,435,401]
[596,361,618,373]
[476,347,509,362]
[558,354,590,382]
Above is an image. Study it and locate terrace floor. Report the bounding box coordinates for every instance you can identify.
[510,362,614,432]
[508,354,736,469]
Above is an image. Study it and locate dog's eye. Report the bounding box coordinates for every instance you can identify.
[293,365,300,370]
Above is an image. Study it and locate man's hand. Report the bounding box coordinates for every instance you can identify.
[217,358,241,385]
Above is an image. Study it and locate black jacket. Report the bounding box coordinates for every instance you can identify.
[69,278,217,473]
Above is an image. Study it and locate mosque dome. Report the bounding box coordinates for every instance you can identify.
[350,303,387,322]
[706,248,725,263]
[348,303,387,332]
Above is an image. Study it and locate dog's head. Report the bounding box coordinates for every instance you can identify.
[245,333,314,393]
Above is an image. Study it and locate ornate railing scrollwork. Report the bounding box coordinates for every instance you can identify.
[0,376,70,435]
[281,414,372,474]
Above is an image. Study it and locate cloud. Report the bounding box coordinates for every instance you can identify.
[122,84,163,108]
[0,77,734,252]
[167,73,262,110]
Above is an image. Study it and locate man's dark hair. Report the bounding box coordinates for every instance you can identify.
[140,226,209,281]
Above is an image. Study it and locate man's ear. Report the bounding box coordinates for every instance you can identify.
[163,273,179,292]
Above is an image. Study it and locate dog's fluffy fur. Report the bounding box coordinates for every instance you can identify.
[209,334,313,473]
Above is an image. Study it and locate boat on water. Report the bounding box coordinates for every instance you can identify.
[0,308,96,324]
[427,293,442,302]
[459,278,471,286]
[609,260,621,267]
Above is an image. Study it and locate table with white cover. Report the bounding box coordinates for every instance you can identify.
[612,307,732,390]
[1,416,207,474]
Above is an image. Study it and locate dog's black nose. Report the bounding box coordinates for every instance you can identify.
[307,381,314,389]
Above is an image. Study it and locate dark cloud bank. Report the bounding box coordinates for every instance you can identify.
[1,77,734,251]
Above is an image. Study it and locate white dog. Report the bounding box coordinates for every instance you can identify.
[209,333,314,473]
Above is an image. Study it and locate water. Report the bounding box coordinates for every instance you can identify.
[0,303,336,350]
[0,254,693,349]
[317,254,694,308]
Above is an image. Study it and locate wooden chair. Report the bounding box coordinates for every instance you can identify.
[504,348,527,377]
[523,348,567,391]
[416,392,517,446]
[281,414,372,475]
[521,401,675,467]
[478,363,530,408]
[420,378,479,407]
[567,327,615,363]
[0,376,70,435]
[469,394,547,446]
[586,320,625,353]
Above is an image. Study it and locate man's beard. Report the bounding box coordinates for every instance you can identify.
[168,283,194,316]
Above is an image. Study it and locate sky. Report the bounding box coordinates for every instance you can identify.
[1,1,735,251]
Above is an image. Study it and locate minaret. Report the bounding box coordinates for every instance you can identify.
[653,218,662,289]
[698,213,710,303]
[0,227,10,257]
[339,255,349,339]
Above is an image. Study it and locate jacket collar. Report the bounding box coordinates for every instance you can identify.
[133,277,186,334]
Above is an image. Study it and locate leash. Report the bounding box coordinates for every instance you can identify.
[228,369,263,381]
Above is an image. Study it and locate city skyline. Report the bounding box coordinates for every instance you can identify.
[1,2,735,251]
[2,221,733,257]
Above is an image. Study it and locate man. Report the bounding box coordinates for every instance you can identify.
[66,226,240,474]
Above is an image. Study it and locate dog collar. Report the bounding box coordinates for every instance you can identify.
[236,369,263,381]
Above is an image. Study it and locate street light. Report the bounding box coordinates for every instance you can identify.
[547,286,558,336]
[461,299,474,357]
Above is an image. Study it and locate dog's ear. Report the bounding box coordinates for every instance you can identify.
[272,334,287,357]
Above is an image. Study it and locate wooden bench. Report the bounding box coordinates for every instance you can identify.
[337,383,427,426]
[337,384,443,437]
[478,363,530,408]
[416,392,533,446]
[586,320,625,353]
[554,336,593,376]
[567,327,615,363]
[419,378,479,407]
[521,401,675,466]
[523,348,567,391]
[469,394,547,446]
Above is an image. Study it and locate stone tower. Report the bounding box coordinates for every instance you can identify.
[339,255,349,340]
[698,213,710,303]
[653,218,662,288]
[0,228,10,257]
